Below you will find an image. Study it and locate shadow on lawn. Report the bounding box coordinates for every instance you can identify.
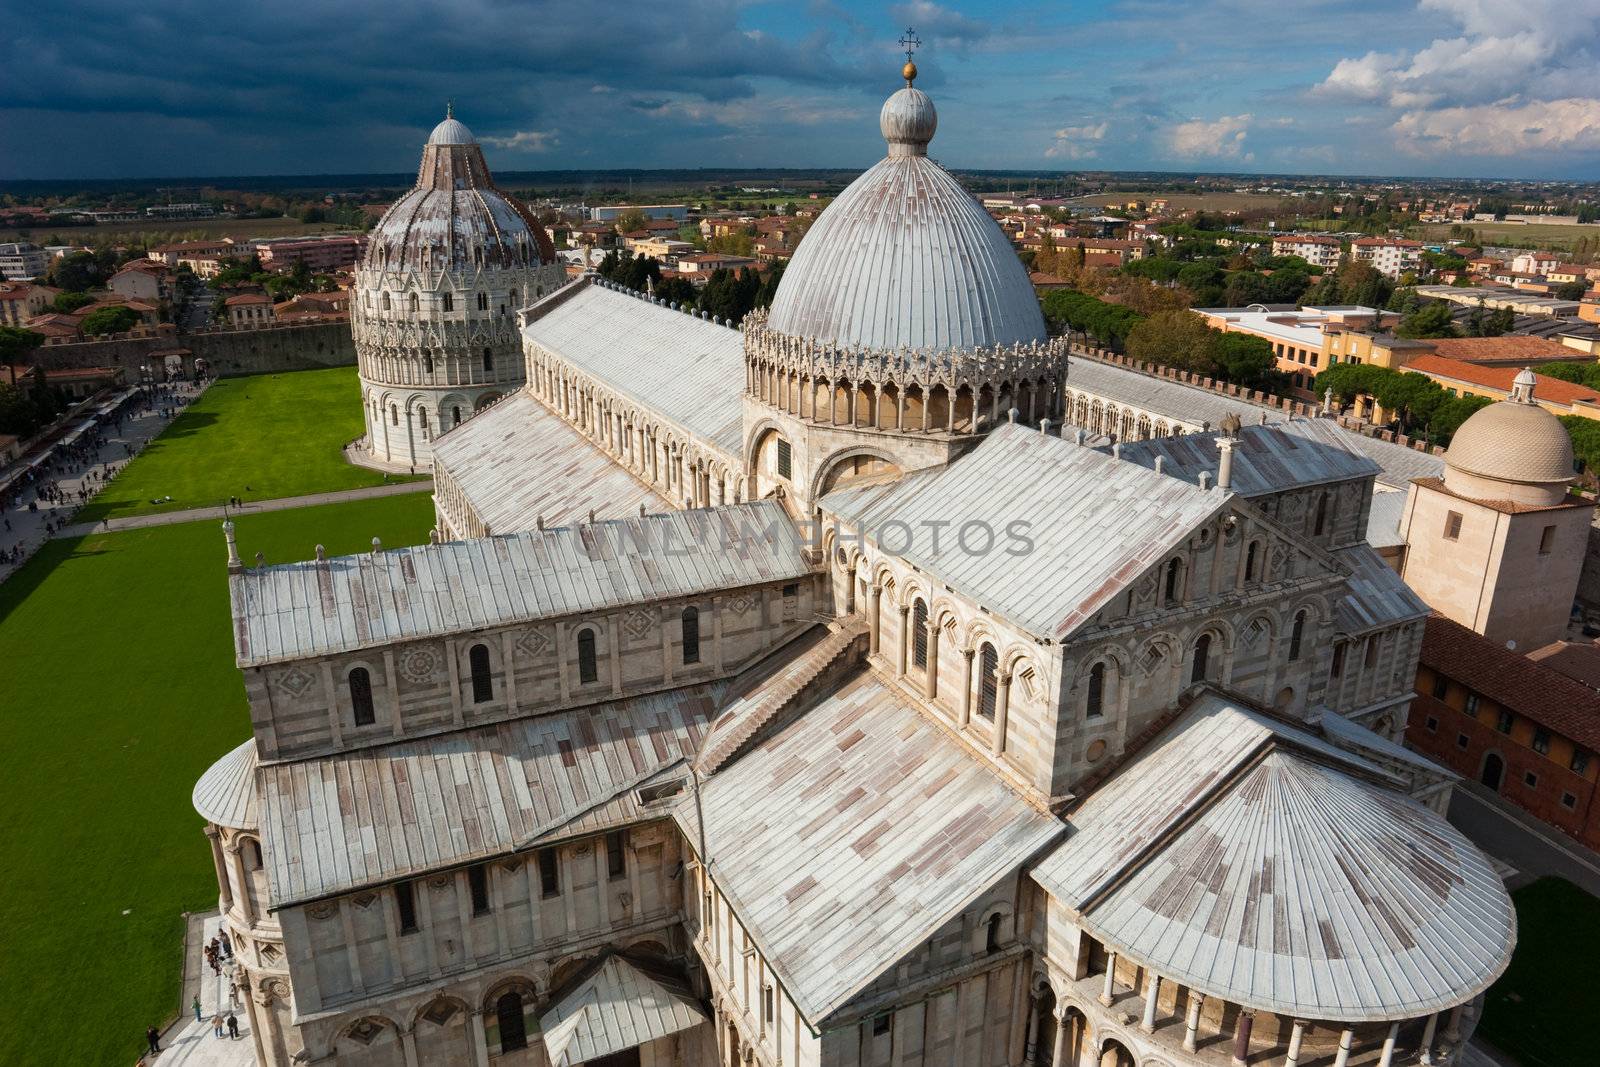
[0,536,103,628]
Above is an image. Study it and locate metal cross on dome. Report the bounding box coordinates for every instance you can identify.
[899,27,922,62]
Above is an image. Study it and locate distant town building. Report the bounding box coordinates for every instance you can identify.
[225,292,275,326]
[0,242,50,281]
[1270,233,1342,269]
[0,281,59,325]
[255,234,368,274]
[1351,237,1423,279]
[108,261,174,305]
[589,204,689,223]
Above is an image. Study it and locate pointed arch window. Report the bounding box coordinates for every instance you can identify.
[1191,633,1212,684]
[1314,492,1329,536]
[408,292,419,313]
[681,607,701,665]
[468,643,492,703]
[912,599,929,669]
[483,348,494,372]
[452,406,462,426]
[442,292,454,312]
[577,628,598,684]
[1244,541,1259,582]
[349,667,375,726]
[477,291,488,311]
[381,291,391,311]
[1086,662,1106,719]
[1164,557,1183,606]
[1289,611,1306,661]
[978,643,999,720]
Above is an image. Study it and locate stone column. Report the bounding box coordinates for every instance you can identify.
[1231,1011,1252,1067]
[1140,972,1160,1033]
[470,1010,491,1067]
[923,622,940,700]
[228,845,255,925]
[243,977,269,1067]
[400,1026,421,1067]
[1332,1027,1354,1067]
[1444,1005,1464,1043]
[896,606,909,677]
[991,672,1013,756]
[1099,953,1117,1006]
[960,648,975,726]
[205,826,233,912]
[1284,1020,1306,1067]
[868,588,882,655]
[1049,1011,1075,1067]
[1377,1022,1399,1067]
[1419,1013,1440,1065]
[1183,993,1203,1052]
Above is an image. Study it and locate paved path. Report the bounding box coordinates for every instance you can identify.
[57,478,434,538]
[0,382,205,584]
[144,913,254,1067]
[1448,780,1600,896]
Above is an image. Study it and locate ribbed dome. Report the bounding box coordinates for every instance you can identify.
[428,116,475,145]
[766,85,1046,352]
[1445,378,1574,492]
[364,109,555,275]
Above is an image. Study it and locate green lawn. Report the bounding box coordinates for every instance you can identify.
[1478,877,1600,1067]
[0,493,434,1066]
[77,367,420,523]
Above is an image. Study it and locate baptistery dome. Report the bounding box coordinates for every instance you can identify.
[352,107,567,470]
[765,76,1046,351]
[363,110,556,277]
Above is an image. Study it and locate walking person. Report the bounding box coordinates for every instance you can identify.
[145,1026,161,1055]
[192,994,202,1023]
[211,1013,225,1039]
[227,1014,240,1040]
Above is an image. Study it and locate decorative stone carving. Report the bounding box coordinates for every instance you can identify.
[306,901,338,921]
[400,646,441,684]
[351,891,378,910]
[622,609,654,641]
[726,594,757,616]
[516,627,551,658]
[428,875,453,892]
[275,665,315,698]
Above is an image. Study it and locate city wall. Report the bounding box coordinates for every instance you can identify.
[27,319,355,378]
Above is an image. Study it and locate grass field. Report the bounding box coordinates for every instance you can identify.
[0,215,351,246]
[0,493,435,1067]
[1477,877,1598,1067]
[77,367,420,523]
[1418,221,1600,252]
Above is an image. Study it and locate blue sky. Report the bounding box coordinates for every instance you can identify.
[3,0,1599,180]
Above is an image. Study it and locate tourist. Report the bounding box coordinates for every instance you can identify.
[226,1014,239,1040]
[192,994,202,1023]
[145,1026,161,1055]
[211,1013,225,1039]
[218,930,231,957]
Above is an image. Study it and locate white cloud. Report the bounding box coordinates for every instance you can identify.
[1045,121,1108,159]
[1392,97,1600,156]
[481,129,558,152]
[1316,0,1600,159]
[1166,114,1252,159]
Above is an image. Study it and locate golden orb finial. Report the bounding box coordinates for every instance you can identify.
[898,26,922,86]
[903,60,918,85]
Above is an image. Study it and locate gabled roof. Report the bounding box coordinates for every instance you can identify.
[523,279,745,458]
[258,683,719,907]
[541,954,707,1067]
[1032,692,1514,1022]
[1333,542,1429,635]
[431,391,666,535]
[677,670,1062,1025]
[1422,613,1600,750]
[229,501,808,668]
[823,423,1230,641]
[1115,419,1380,496]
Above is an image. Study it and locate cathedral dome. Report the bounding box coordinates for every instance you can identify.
[363,108,555,275]
[765,77,1046,352]
[1444,368,1574,505]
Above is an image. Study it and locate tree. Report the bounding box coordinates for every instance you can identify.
[1562,415,1600,478]
[1373,370,1443,433]
[1555,280,1589,301]
[1040,289,1143,348]
[52,291,92,313]
[1394,301,1459,339]
[1314,361,1389,405]
[1125,310,1221,374]
[614,208,648,234]
[0,325,42,363]
[1214,333,1278,389]
[1428,395,1492,443]
[48,249,114,293]
[79,305,139,336]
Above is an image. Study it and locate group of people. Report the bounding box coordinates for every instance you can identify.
[0,380,201,578]
[142,928,244,1058]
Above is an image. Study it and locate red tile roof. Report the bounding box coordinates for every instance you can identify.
[1403,354,1600,406]
[1427,336,1581,365]
[1422,614,1600,749]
